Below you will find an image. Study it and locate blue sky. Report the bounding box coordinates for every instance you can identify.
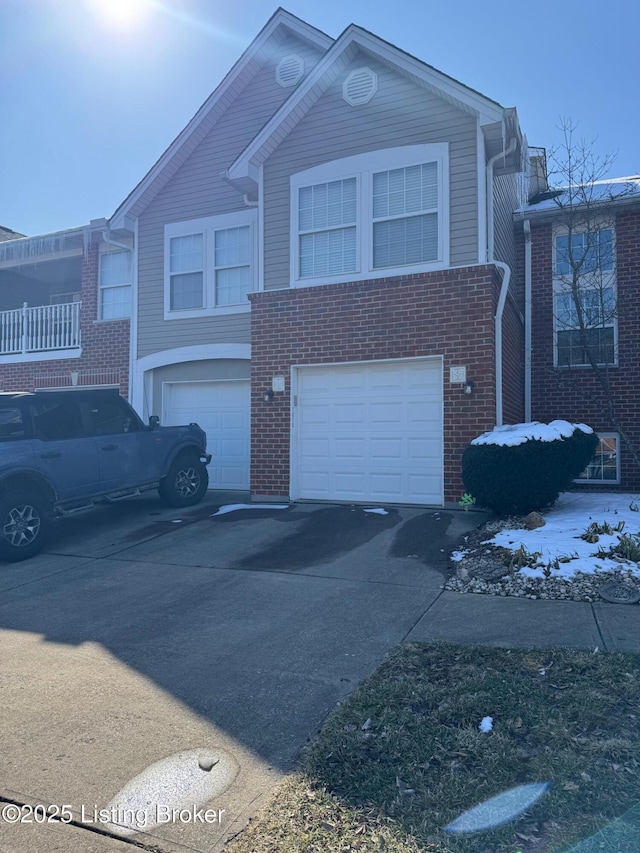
[1,0,638,237]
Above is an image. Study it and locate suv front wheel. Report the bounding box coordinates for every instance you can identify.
[158,453,209,507]
[0,489,51,562]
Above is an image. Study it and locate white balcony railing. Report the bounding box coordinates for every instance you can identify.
[0,302,81,355]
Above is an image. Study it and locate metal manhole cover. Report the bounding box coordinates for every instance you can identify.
[598,582,640,604]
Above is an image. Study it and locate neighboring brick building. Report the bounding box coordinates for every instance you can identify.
[0,221,131,397]
[520,187,640,492]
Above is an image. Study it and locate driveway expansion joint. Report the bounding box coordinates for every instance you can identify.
[590,602,609,651]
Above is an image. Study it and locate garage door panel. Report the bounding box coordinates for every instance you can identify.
[408,437,441,458]
[165,381,250,491]
[334,438,365,459]
[300,437,330,459]
[296,359,442,504]
[299,471,330,492]
[334,472,366,494]
[369,473,403,497]
[333,403,366,424]
[300,405,330,426]
[369,438,402,459]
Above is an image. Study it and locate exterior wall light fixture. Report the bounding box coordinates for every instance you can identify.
[464,380,475,395]
[263,389,275,402]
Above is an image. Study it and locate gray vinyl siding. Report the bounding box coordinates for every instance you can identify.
[493,171,522,273]
[263,52,479,290]
[136,36,324,359]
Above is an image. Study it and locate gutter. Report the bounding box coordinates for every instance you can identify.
[486,137,517,426]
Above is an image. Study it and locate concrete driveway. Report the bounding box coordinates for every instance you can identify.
[0,492,481,852]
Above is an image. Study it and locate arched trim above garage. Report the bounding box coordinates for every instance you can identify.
[131,344,251,416]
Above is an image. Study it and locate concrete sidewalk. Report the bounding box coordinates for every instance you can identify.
[407,586,640,654]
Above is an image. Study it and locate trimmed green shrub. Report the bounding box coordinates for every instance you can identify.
[462,422,599,515]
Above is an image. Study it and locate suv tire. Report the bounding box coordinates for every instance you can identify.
[0,489,51,562]
[158,453,209,508]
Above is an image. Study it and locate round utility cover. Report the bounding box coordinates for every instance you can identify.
[598,582,640,604]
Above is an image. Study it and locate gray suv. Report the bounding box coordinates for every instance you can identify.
[0,390,211,562]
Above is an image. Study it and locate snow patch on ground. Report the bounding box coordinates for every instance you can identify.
[363,508,389,515]
[451,549,468,563]
[211,504,289,517]
[471,420,592,448]
[486,492,640,579]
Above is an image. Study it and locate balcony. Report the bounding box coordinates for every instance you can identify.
[0,302,81,356]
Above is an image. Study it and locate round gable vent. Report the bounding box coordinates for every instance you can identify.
[342,67,378,106]
[276,54,304,88]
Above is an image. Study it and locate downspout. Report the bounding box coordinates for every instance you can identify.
[523,219,532,421]
[486,137,517,426]
[101,229,135,402]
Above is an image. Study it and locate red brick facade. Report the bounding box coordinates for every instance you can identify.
[0,240,130,398]
[528,210,640,491]
[250,265,522,504]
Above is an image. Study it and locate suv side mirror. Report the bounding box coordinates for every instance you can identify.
[148,415,160,429]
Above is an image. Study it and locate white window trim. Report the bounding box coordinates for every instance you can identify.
[164,210,258,320]
[289,144,449,288]
[99,249,132,321]
[552,224,617,368]
[574,432,620,485]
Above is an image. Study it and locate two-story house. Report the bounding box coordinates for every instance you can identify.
[106,8,527,505]
[0,221,132,397]
[519,178,640,492]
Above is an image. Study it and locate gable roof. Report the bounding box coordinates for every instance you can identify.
[109,8,332,231]
[227,23,511,182]
[0,225,26,242]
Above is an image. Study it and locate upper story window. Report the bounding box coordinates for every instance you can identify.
[553,226,616,367]
[290,144,449,287]
[164,210,257,319]
[99,250,132,320]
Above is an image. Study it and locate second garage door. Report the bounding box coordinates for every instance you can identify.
[163,380,250,490]
[294,359,443,505]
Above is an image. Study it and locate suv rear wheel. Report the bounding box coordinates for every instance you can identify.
[0,489,51,562]
[158,453,209,507]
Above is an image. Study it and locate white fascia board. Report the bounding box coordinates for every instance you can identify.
[229,25,506,180]
[110,11,333,231]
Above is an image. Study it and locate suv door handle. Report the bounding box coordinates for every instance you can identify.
[41,451,61,459]
[101,444,118,451]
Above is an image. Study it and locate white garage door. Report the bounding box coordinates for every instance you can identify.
[294,359,443,504]
[163,380,250,490]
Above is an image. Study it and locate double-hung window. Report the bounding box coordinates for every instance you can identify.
[553,226,616,367]
[298,179,357,277]
[164,211,257,319]
[291,144,448,286]
[99,250,132,320]
[372,162,439,268]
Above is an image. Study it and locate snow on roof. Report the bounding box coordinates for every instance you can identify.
[471,420,593,448]
[520,175,640,215]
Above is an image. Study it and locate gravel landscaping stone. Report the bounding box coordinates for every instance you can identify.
[448,514,640,604]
